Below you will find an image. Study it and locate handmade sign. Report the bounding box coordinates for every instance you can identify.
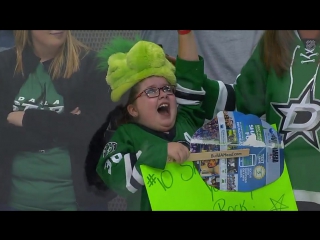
[141,111,297,211]
[190,111,284,192]
[140,161,296,211]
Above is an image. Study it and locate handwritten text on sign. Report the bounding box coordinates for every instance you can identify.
[140,161,297,211]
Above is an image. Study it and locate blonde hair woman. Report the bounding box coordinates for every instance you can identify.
[0,30,112,211]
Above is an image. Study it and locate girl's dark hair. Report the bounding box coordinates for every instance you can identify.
[85,84,139,191]
[85,84,140,191]
[106,83,141,132]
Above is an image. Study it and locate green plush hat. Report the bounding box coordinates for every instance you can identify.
[98,37,176,102]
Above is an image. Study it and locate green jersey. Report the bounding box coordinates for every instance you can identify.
[96,57,206,211]
[10,63,77,211]
[200,30,320,205]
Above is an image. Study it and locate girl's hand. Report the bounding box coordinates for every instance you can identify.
[167,142,190,163]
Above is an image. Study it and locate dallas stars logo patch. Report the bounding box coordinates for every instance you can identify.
[102,142,117,158]
[272,79,320,151]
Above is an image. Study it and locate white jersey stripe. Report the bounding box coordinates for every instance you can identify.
[176,83,205,95]
[132,167,144,186]
[132,151,144,186]
[124,153,138,193]
[214,81,228,117]
[176,83,206,106]
[176,97,198,105]
[294,189,320,205]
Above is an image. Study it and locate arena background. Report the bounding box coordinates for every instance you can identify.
[72,30,140,51]
[72,30,141,211]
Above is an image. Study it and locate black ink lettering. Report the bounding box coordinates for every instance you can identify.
[157,178,164,190]
[157,170,173,191]
[212,187,219,192]
[239,200,247,211]
[192,162,197,175]
[205,184,214,202]
[213,199,247,211]
[147,174,157,187]
[213,199,226,211]
[228,206,235,211]
[272,148,279,162]
[270,194,288,211]
[180,163,195,181]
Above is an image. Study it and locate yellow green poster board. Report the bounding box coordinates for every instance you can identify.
[141,161,297,211]
[141,124,297,211]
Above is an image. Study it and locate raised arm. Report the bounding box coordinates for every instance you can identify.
[178,30,199,61]
[174,33,268,121]
[201,38,268,120]
[175,30,206,129]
